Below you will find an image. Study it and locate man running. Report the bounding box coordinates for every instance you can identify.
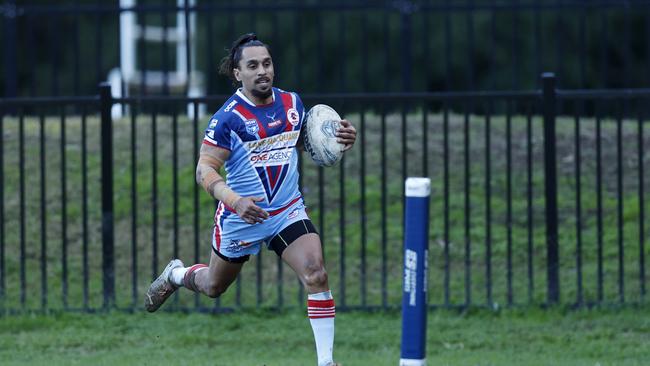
[145,33,356,366]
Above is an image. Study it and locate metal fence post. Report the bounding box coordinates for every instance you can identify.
[99,82,115,309]
[3,0,18,98]
[542,73,559,304]
[397,1,414,92]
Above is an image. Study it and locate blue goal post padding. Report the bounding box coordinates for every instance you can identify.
[400,177,430,366]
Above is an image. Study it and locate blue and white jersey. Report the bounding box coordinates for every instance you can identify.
[203,87,305,214]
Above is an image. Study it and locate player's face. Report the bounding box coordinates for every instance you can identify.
[234,46,274,103]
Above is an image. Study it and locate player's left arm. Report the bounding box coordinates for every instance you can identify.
[337,119,357,152]
[296,127,305,151]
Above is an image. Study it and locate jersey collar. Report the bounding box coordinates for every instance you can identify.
[236,88,276,107]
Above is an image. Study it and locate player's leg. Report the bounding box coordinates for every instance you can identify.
[275,228,336,366]
[144,251,244,312]
[172,205,254,297]
[281,232,329,293]
[172,249,244,297]
[145,209,252,312]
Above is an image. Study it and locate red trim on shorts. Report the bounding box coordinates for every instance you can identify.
[213,203,225,251]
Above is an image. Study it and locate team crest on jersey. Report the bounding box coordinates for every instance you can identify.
[245,119,259,135]
[287,108,300,126]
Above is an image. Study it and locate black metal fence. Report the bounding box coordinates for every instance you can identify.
[3,0,650,98]
[0,73,648,313]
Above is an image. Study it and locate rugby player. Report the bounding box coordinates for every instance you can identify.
[145,33,356,366]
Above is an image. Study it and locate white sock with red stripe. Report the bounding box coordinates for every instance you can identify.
[170,264,207,288]
[307,290,335,366]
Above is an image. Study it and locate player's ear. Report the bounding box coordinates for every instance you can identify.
[233,67,241,82]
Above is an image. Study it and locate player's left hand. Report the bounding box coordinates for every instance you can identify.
[336,119,357,152]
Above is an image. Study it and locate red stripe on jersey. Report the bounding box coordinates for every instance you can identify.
[266,196,301,216]
[203,139,218,147]
[223,195,300,217]
[280,92,297,132]
[234,104,266,138]
[202,140,231,151]
[266,165,282,189]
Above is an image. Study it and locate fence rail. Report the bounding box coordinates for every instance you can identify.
[0,73,648,313]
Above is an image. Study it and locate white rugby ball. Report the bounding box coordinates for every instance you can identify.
[303,104,345,167]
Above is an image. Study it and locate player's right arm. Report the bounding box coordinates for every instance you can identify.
[196,143,269,224]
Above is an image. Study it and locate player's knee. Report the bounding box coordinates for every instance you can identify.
[304,264,328,288]
[204,281,228,298]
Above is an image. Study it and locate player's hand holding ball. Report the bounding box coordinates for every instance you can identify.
[336,119,356,152]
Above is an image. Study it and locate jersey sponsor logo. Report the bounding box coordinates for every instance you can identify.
[249,148,293,167]
[245,131,300,152]
[287,108,300,126]
[245,119,259,135]
[224,100,238,112]
[209,118,218,128]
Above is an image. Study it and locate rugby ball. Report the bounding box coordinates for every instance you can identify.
[303,104,345,167]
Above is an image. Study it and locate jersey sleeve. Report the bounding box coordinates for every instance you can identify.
[293,92,307,127]
[203,113,231,151]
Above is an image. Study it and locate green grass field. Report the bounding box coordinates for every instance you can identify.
[1,307,649,365]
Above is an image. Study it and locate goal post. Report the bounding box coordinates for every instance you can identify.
[400,177,431,366]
